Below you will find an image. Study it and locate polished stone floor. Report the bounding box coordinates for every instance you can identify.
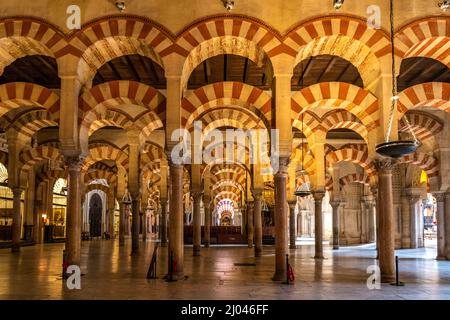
[0,239,449,300]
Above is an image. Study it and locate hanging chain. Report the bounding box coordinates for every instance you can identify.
[385,0,418,144]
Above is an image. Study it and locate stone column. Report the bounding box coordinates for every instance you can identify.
[434,193,446,260]
[272,159,289,281]
[168,163,184,279]
[313,191,325,258]
[375,159,395,282]
[11,188,23,252]
[192,191,202,256]
[160,198,168,247]
[409,196,420,249]
[367,201,376,243]
[446,192,450,260]
[203,196,211,247]
[65,156,83,266]
[119,201,126,246]
[253,190,263,257]
[288,200,297,249]
[330,201,340,250]
[130,194,140,255]
[246,201,254,248]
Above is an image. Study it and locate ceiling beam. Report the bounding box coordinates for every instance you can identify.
[297,57,313,88]
[242,58,249,83]
[107,61,122,80]
[223,55,228,82]
[124,56,141,82]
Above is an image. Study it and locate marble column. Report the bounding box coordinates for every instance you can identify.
[409,196,420,249]
[253,191,263,257]
[108,208,115,238]
[119,201,126,246]
[160,198,168,247]
[434,193,446,260]
[246,201,254,248]
[65,156,83,266]
[375,159,395,282]
[204,196,211,247]
[272,159,289,281]
[313,191,325,258]
[192,191,202,256]
[288,200,297,249]
[168,163,184,279]
[330,200,340,250]
[11,188,23,253]
[142,210,147,242]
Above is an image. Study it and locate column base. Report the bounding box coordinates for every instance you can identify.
[193,245,201,256]
[247,243,253,248]
[272,271,286,282]
[314,254,324,259]
[204,242,210,248]
[255,247,262,257]
[164,272,185,281]
[131,249,140,256]
[289,244,297,249]
[11,244,20,253]
[436,255,447,261]
[333,246,339,250]
[161,242,168,247]
[381,274,395,283]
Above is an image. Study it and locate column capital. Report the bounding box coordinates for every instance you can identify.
[246,201,254,209]
[374,158,396,173]
[191,191,203,200]
[329,200,341,209]
[275,157,290,176]
[252,189,264,199]
[64,155,85,170]
[313,190,325,202]
[287,200,297,208]
[432,192,445,203]
[12,187,23,197]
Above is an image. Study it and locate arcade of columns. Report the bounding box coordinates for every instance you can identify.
[0,5,449,283]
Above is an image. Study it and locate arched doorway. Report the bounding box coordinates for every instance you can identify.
[89,193,103,237]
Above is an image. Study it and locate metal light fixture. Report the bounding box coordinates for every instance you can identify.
[294,108,312,198]
[375,0,419,159]
[224,0,234,11]
[333,0,344,10]
[115,1,126,12]
[439,0,450,11]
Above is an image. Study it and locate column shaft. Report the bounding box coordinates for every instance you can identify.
[192,192,202,256]
[288,201,296,249]
[254,194,263,257]
[11,188,23,252]
[272,166,288,281]
[131,197,140,254]
[160,199,168,246]
[247,202,254,248]
[204,197,211,247]
[376,160,395,282]
[168,163,184,279]
[331,201,340,250]
[119,202,126,246]
[65,157,83,266]
[314,192,325,258]
[435,193,446,260]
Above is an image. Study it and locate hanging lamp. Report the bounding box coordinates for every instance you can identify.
[294,106,312,197]
[375,0,419,158]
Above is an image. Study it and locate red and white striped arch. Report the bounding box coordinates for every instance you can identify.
[0,82,60,118]
[83,145,129,171]
[84,169,117,185]
[291,82,379,130]
[79,80,165,147]
[69,16,173,85]
[140,144,164,171]
[182,82,272,130]
[10,110,58,139]
[399,110,444,142]
[0,18,67,76]
[399,152,439,178]
[321,109,369,143]
[397,82,450,115]
[396,17,450,67]
[325,147,376,179]
[85,183,110,194]
[285,16,391,57]
[18,146,62,186]
[339,173,370,189]
[177,16,282,89]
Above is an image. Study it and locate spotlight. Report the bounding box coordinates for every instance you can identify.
[224,0,234,11]
[439,0,450,11]
[115,1,126,12]
[333,0,344,10]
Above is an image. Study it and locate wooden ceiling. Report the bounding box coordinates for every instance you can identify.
[0,54,448,94]
[93,54,166,89]
[397,57,450,92]
[292,55,363,90]
[0,55,60,89]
